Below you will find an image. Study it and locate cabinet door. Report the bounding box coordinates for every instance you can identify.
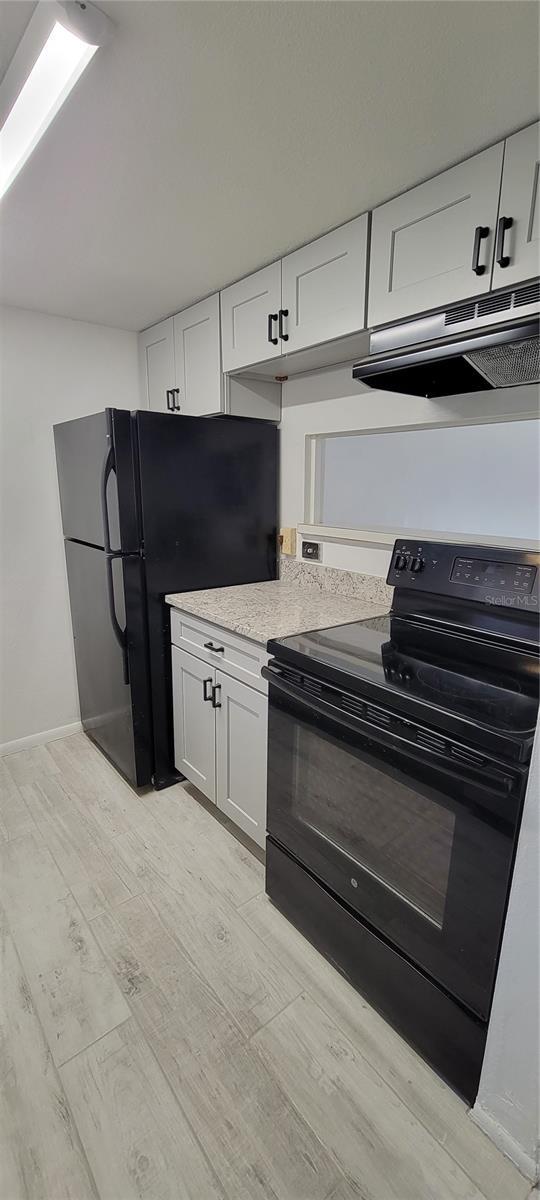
[281,214,368,352]
[172,646,215,802]
[216,673,267,848]
[369,143,504,327]
[492,122,540,291]
[138,318,176,412]
[173,293,223,416]
[221,261,282,373]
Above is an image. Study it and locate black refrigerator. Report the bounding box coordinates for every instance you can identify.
[54,409,278,789]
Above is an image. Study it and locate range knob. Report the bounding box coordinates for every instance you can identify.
[410,557,424,573]
[394,554,408,571]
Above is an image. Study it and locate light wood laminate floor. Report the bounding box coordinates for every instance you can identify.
[0,734,533,1200]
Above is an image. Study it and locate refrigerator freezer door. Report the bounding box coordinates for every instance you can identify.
[54,409,139,553]
[64,540,152,787]
[135,411,278,787]
[136,412,278,592]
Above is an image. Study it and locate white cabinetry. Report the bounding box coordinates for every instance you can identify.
[220,262,282,373]
[173,293,222,416]
[140,121,538,393]
[220,216,369,375]
[138,317,177,413]
[139,295,280,420]
[171,646,216,801]
[216,671,268,847]
[491,121,540,291]
[369,144,504,327]
[281,214,368,352]
[171,611,268,849]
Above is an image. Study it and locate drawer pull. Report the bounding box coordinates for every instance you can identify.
[204,641,225,653]
[267,312,279,345]
[472,224,489,276]
[202,678,213,702]
[495,215,513,268]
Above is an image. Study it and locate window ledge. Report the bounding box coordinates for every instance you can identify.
[298,524,540,552]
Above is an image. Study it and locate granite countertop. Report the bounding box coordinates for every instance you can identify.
[166,578,389,646]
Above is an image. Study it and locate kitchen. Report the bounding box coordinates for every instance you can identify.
[0,2,539,1198]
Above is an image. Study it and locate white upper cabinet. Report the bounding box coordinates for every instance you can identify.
[368,143,505,327]
[220,261,282,373]
[138,317,177,412]
[281,214,368,353]
[142,122,538,388]
[491,122,540,291]
[173,293,222,416]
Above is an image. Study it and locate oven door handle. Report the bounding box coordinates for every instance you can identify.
[262,664,519,800]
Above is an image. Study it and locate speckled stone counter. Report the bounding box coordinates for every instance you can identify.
[166,579,389,646]
[279,557,393,607]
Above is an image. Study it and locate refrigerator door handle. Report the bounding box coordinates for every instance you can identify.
[100,444,116,554]
[105,552,129,685]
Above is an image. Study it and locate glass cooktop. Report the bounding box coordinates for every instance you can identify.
[268,614,539,740]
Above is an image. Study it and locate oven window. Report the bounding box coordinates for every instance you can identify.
[293,724,455,929]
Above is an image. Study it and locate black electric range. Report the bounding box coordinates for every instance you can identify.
[263,540,539,1103]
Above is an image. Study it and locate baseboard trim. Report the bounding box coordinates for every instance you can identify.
[0,722,83,758]
[470,1102,539,1183]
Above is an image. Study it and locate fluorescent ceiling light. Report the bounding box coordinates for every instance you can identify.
[0,2,112,200]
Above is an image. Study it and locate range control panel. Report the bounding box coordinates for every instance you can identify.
[387,540,539,608]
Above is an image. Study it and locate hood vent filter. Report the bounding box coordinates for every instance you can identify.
[464,336,540,388]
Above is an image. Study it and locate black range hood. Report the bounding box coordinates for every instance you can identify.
[353,282,540,398]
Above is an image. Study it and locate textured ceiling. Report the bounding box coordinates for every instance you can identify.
[0,1,538,332]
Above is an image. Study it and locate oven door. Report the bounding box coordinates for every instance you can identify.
[263,662,526,1019]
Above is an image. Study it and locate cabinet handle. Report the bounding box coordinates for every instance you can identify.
[166,389,174,410]
[471,225,490,276]
[171,387,181,411]
[202,678,213,702]
[279,309,289,342]
[211,683,222,709]
[267,313,278,345]
[495,216,513,268]
[204,641,225,653]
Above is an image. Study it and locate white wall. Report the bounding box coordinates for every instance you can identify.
[473,726,540,1181]
[280,365,540,576]
[0,306,140,752]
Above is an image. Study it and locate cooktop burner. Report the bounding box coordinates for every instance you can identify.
[268,612,539,744]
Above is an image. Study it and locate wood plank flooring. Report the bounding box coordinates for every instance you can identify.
[0,733,533,1200]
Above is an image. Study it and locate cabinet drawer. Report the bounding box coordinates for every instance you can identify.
[170,609,268,693]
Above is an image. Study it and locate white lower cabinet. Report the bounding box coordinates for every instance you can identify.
[171,620,268,849]
[215,671,268,848]
[172,646,216,802]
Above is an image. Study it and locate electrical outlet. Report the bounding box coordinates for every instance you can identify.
[302,540,320,561]
[280,527,297,556]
